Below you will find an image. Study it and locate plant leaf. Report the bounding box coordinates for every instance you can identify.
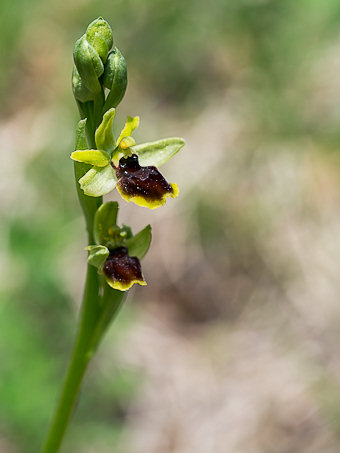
[79,165,118,197]
[131,137,185,167]
[95,107,116,152]
[126,225,152,260]
[71,149,111,167]
[86,245,109,269]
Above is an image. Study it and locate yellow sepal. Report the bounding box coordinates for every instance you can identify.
[117,183,179,210]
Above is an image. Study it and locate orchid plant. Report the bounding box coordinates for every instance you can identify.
[41,17,184,453]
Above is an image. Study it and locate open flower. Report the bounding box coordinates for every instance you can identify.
[87,201,151,291]
[71,108,185,209]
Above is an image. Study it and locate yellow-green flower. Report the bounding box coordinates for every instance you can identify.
[71,108,185,209]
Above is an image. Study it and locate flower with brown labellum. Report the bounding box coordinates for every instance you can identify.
[86,202,151,291]
[114,155,179,209]
[103,246,146,291]
[71,109,185,209]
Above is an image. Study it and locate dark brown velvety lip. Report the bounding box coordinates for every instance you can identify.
[115,155,174,201]
[103,246,143,284]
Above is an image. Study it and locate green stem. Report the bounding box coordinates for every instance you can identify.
[88,285,125,355]
[41,264,100,453]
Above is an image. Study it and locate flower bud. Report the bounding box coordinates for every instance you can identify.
[73,35,104,94]
[86,17,113,63]
[102,48,127,109]
[72,65,94,102]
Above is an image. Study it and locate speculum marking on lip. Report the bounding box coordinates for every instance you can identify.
[115,155,174,201]
[103,246,144,284]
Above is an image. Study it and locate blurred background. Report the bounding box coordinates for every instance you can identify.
[2,0,340,451]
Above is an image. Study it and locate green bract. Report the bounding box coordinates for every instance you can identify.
[87,202,152,291]
[70,108,185,207]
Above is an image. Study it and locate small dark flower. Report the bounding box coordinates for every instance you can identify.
[86,202,151,291]
[103,246,146,291]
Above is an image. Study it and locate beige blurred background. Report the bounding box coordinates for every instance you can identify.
[2,0,340,452]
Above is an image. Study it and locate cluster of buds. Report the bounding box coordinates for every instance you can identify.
[72,18,185,292]
[72,17,127,119]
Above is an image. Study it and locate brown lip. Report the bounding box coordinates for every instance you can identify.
[103,247,144,284]
[115,156,173,202]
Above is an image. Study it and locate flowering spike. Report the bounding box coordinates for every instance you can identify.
[43,17,187,452]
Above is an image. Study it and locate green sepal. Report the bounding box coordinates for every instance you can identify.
[86,17,113,63]
[73,35,104,94]
[86,245,109,270]
[131,137,185,167]
[102,48,128,111]
[75,119,88,150]
[126,225,152,260]
[94,201,119,246]
[71,149,111,167]
[79,165,117,197]
[116,116,139,146]
[95,108,116,152]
